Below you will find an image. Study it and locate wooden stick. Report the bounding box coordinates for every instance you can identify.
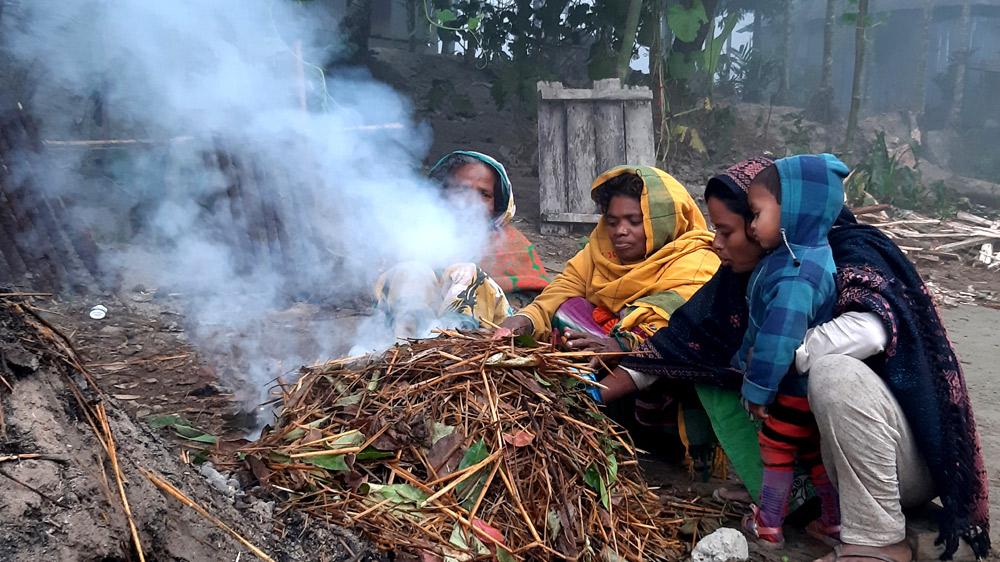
[852,203,891,215]
[546,350,632,358]
[351,497,392,520]
[422,449,503,505]
[560,367,607,388]
[956,211,996,227]
[97,404,146,562]
[291,428,362,449]
[435,350,464,362]
[497,464,543,544]
[870,218,940,228]
[467,455,501,522]
[933,236,991,252]
[0,467,66,506]
[141,468,275,562]
[388,465,525,560]
[288,446,363,459]
[41,137,195,149]
[0,453,68,464]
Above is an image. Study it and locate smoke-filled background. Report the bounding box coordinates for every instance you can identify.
[0,1,490,406]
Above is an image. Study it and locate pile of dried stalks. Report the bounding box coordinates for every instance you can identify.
[237,331,690,560]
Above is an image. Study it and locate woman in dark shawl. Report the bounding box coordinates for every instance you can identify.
[597,157,990,561]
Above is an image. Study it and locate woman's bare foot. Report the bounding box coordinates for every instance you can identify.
[813,541,913,562]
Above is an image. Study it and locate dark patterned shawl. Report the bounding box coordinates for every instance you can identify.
[829,212,989,559]
[620,157,990,558]
[620,267,747,387]
[619,157,770,387]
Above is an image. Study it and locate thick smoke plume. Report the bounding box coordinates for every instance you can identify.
[2,1,490,409]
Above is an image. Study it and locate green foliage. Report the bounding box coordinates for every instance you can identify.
[433,0,657,108]
[455,438,490,509]
[146,414,218,444]
[664,6,739,94]
[361,483,429,509]
[667,0,708,43]
[513,334,538,348]
[667,51,699,82]
[663,104,737,163]
[702,12,741,78]
[583,453,618,510]
[304,453,350,471]
[672,124,708,155]
[847,132,961,217]
[427,1,485,55]
[434,8,457,25]
[430,0,743,109]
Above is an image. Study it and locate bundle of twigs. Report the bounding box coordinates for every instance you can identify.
[238,331,690,561]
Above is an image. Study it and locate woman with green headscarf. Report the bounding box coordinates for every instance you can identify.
[373,150,552,338]
[428,151,551,306]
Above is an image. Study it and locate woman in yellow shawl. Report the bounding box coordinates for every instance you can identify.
[499,166,719,350]
[499,165,720,466]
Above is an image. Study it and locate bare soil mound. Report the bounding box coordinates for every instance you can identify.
[0,296,377,562]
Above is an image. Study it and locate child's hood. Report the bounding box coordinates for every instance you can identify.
[775,154,848,247]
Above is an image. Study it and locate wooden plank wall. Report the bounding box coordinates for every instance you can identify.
[537,79,654,234]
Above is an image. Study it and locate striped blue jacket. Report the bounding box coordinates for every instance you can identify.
[736,154,848,405]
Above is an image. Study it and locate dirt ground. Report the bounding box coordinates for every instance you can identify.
[940,305,1000,553]
[0,301,379,561]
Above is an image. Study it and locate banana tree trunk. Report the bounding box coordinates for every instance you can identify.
[844,0,869,149]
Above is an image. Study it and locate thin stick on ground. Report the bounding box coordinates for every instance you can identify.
[0,467,67,506]
[97,403,146,562]
[141,468,276,562]
[0,453,69,464]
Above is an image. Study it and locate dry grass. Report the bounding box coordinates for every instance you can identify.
[233,331,710,560]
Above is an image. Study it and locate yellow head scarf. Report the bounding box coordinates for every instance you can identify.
[518,166,720,340]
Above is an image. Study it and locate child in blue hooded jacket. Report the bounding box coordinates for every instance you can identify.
[736,154,847,547]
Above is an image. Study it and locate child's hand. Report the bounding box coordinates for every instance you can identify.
[748,403,769,420]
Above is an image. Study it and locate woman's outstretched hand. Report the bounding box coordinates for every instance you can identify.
[595,367,639,403]
[493,315,533,339]
[557,328,620,354]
